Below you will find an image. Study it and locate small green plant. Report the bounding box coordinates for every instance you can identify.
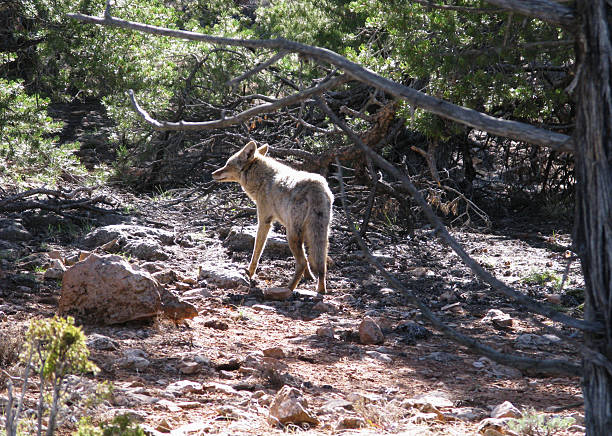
[508,408,575,436]
[522,270,561,287]
[73,414,146,436]
[3,316,99,436]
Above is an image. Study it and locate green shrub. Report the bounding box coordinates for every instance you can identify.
[508,408,575,436]
[0,79,84,185]
[73,415,146,436]
[4,316,99,436]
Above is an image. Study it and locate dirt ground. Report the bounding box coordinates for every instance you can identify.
[0,180,587,435]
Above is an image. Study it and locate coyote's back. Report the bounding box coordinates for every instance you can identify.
[212,141,333,294]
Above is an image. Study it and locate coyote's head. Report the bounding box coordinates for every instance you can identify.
[212,140,268,183]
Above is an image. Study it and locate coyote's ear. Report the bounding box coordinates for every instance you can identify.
[257,144,269,156]
[243,140,257,161]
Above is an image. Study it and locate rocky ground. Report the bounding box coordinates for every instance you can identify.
[0,180,587,435]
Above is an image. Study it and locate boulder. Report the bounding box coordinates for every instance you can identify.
[268,386,318,426]
[59,254,163,324]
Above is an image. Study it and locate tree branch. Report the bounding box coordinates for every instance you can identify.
[316,97,601,334]
[67,12,575,153]
[484,0,576,27]
[225,50,289,88]
[128,75,348,130]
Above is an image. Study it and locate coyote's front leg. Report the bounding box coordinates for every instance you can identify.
[247,216,271,279]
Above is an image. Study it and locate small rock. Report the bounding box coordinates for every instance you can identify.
[268,386,318,426]
[423,352,460,363]
[166,380,203,395]
[263,347,286,359]
[312,301,334,312]
[86,333,119,351]
[251,304,277,312]
[449,407,487,422]
[178,361,201,375]
[358,316,384,345]
[183,287,211,298]
[47,250,63,261]
[263,287,293,301]
[204,318,229,330]
[198,262,249,288]
[316,326,335,338]
[347,392,382,404]
[152,269,178,285]
[482,309,514,328]
[44,267,66,280]
[365,350,392,363]
[394,321,431,344]
[336,416,366,430]
[477,418,510,435]
[491,401,521,419]
[117,356,150,370]
[202,382,239,395]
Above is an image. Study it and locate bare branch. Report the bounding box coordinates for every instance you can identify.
[225,50,289,88]
[128,75,348,130]
[316,97,601,334]
[67,12,575,153]
[484,0,576,27]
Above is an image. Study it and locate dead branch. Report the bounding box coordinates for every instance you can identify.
[0,187,115,218]
[335,157,581,377]
[316,96,601,334]
[128,75,348,131]
[226,50,289,88]
[67,11,575,153]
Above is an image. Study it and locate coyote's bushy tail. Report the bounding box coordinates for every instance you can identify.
[305,191,332,293]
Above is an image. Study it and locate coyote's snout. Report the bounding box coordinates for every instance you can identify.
[212,141,333,294]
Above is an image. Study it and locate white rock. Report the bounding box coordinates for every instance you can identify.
[491,401,521,419]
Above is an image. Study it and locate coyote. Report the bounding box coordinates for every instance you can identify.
[212,141,333,294]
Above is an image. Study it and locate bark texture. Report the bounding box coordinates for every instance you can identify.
[575,1,612,433]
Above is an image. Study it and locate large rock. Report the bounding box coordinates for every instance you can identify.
[223,225,291,257]
[268,386,318,426]
[59,254,163,324]
[82,225,175,261]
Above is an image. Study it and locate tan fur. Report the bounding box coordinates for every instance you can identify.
[212,141,333,294]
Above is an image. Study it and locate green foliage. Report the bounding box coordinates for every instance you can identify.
[521,270,561,287]
[23,315,98,381]
[508,409,575,436]
[0,79,85,185]
[346,0,572,137]
[255,0,363,52]
[73,415,146,436]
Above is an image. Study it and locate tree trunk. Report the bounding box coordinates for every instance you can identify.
[575,1,612,433]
